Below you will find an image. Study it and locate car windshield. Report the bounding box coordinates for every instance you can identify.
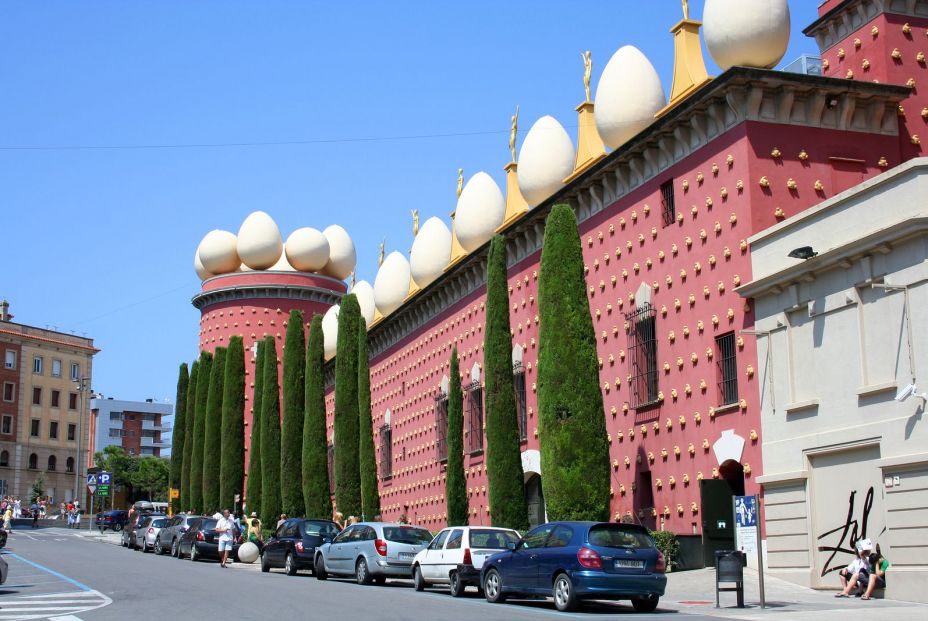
[302,521,340,537]
[588,525,654,549]
[470,529,520,548]
[383,526,432,545]
[200,519,218,530]
[151,518,167,528]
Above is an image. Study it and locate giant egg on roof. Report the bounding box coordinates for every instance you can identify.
[595,45,666,151]
[322,304,340,359]
[703,0,790,71]
[237,211,283,270]
[455,173,505,252]
[517,115,575,207]
[286,227,330,272]
[374,251,411,317]
[410,216,452,288]
[197,230,240,275]
[321,225,357,280]
[194,250,214,281]
[352,280,376,328]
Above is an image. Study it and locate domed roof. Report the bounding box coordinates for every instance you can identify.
[321,225,357,281]
[455,173,505,252]
[594,45,666,151]
[703,0,790,71]
[197,230,240,275]
[286,227,330,272]
[517,115,575,207]
[410,217,452,288]
[374,251,411,317]
[322,305,340,359]
[194,250,214,281]
[237,211,283,270]
[351,280,376,328]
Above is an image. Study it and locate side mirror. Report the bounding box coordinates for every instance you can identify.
[506,541,517,551]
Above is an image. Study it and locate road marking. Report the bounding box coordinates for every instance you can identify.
[0,554,112,620]
[48,617,84,621]
[2,553,92,591]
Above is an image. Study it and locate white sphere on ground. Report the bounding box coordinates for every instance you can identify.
[517,116,575,207]
[410,217,452,287]
[703,0,790,71]
[237,211,283,270]
[594,45,667,150]
[269,251,295,271]
[455,173,505,252]
[237,541,259,564]
[374,251,411,317]
[352,280,376,328]
[286,227,330,272]
[197,230,240,275]
[194,250,214,280]
[322,305,340,359]
[321,225,357,280]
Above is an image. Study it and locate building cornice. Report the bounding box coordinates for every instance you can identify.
[191,282,343,310]
[0,326,98,354]
[805,0,928,52]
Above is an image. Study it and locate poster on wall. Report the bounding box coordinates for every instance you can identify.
[734,495,758,554]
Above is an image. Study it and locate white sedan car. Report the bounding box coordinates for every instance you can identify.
[412,526,521,596]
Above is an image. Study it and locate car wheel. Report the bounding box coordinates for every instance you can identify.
[171,539,179,558]
[553,573,578,612]
[113,524,123,532]
[285,553,297,576]
[141,541,149,553]
[356,558,373,586]
[449,570,465,597]
[484,568,506,603]
[190,544,199,562]
[413,564,427,591]
[631,597,659,613]
[314,555,328,580]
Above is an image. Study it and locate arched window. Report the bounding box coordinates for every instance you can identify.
[0,450,9,467]
[66,456,75,473]
[47,455,57,471]
[28,452,38,469]
[513,345,527,443]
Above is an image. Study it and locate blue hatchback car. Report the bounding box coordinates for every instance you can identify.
[481,521,667,612]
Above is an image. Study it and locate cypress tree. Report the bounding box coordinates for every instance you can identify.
[358,315,380,521]
[484,235,529,530]
[446,347,468,525]
[260,336,282,529]
[181,360,199,513]
[333,294,362,518]
[280,310,306,516]
[303,314,331,519]
[189,351,212,514]
[246,340,266,519]
[203,347,226,513]
[170,362,188,515]
[537,204,611,521]
[220,336,245,512]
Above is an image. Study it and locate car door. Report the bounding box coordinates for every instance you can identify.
[507,525,553,591]
[266,522,288,565]
[535,524,574,592]
[441,529,465,580]
[327,526,355,573]
[181,518,201,554]
[421,529,450,580]
[280,521,300,562]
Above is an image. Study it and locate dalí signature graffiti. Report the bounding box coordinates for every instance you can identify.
[816,487,875,577]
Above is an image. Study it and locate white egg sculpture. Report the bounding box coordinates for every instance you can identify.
[285,227,330,272]
[410,217,453,286]
[194,250,214,280]
[517,116,575,207]
[455,173,505,252]
[197,230,240,275]
[374,251,412,317]
[322,304,340,359]
[322,225,357,280]
[237,211,283,270]
[352,280,376,328]
[269,250,295,271]
[594,46,666,151]
[703,0,790,71]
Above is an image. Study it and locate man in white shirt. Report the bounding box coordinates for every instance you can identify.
[836,539,872,596]
[216,509,236,568]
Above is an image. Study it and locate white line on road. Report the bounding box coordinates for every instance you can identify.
[48,617,84,621]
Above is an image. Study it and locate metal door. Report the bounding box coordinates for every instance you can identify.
[701,479,735,567]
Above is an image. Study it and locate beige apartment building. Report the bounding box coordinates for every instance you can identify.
[0,300,98,504]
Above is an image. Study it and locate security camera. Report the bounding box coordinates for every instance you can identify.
[896,383,917,402]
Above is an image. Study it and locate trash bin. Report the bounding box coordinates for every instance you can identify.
[715,550,746,608]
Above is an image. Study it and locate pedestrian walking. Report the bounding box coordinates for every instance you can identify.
[215,508,236,568]
[2,505,12,532]
[30,501,40,528]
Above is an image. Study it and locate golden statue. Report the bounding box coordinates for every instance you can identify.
[682,0,689,20]
[509,105,519,163]
[581,51,593,102]
[411,209,420,236]
[378,239,385,266]
[456,168,464,199]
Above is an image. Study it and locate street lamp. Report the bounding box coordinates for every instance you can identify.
[74,377,93,514]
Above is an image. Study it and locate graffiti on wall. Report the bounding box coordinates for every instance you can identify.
[815,487,877,577]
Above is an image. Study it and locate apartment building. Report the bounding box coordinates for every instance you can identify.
[89,398,172,458]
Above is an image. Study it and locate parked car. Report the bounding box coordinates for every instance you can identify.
[0,554,7,585]
[155,513,200,557]
[0,528,7,549]
[412,526,521,596]
[177,516,240,562]
[122,512,165,549]
[95,510,129,532]
[261,518,340,575]
[314,522,433,585]
[136,515,169,553]
[480,522,667,613]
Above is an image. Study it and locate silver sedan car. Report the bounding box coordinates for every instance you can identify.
[136,515,168,553]
[314,522,433,585]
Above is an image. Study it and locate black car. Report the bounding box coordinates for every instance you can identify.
[96,510,130,532]
[178,517,240,562]
[261,518,340,575]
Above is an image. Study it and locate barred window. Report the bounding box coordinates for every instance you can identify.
[716,332,739,406]
[660,179,676,227]
[435,394,449,463]
[379,424,393,480]
[626,303,659,408]
[47,455,57,471]
[513,362,527,443]
[465,381,484,454]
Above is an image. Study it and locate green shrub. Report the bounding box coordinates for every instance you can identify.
[220,337,245,511]
[650,530,681,570]
[303,314,331,519]
[281,310,306,516]
[170,363,188,514]
[445,347,468,525]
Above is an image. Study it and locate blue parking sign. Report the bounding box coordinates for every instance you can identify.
[98,472,112,485]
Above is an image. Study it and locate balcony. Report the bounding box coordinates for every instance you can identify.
[141,419,162,431]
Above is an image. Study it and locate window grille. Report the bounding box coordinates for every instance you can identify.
[379,424,392,480]
[435,394,449,463]
[660,179,676,227]
[715,332,739,406]
[465,382,484,454]
[513,362,528,443]
[626,303,659,408]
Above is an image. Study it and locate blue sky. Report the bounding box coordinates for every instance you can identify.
[0,1,819,407]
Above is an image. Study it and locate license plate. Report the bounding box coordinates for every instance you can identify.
[399,552,416,560]
[615,559,644,568]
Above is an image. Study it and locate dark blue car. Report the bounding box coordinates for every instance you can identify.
[481,521,666,612]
